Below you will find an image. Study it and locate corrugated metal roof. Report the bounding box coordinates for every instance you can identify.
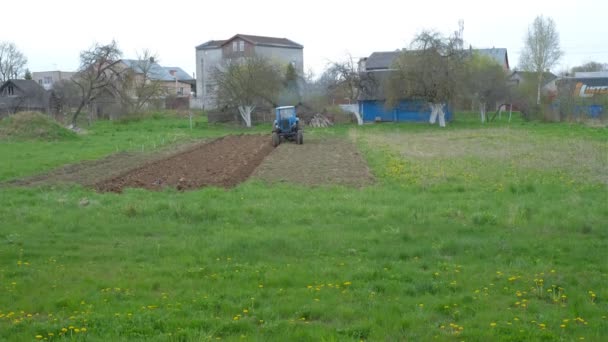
[162,67,194,81]
[365,51,400,70]
[120,60,193,82]
[474,48,509,69]
[574,71,608,78]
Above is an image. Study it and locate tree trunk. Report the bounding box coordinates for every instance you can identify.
[429,103,446,127]
[536,73,543,105]
[238,105,254,128]
[429,103,438,124]
[72,100,87,127]
[480,102,486,123]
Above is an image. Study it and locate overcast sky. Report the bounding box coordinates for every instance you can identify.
[5,0,608,78]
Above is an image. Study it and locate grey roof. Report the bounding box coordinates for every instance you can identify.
[0,79,47,95]
[196,34,303,50]
[510,71,558,85]
[195,40,226,50]
[574,71,608,78]
[162,67,194,82]
[473,48,509,69]
[233,34,303,49]
[120,60,192,82]
[365,48,510,71]
[365,51,400,70]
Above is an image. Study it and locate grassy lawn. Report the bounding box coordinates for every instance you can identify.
[0,113,607,341]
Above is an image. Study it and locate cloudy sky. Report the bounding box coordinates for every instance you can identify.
[6,0,608,78]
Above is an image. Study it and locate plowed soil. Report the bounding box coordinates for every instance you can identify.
[95,135,273,192]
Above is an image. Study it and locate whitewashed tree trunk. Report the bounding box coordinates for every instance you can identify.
[238,105,255,128]
[429,103,438,124]
[480,102,486,123]
[353,111,363,125]
[509,104,513,122]
[429,103,446,127]
[436,104,446,127]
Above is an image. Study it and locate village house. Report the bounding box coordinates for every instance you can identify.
[194,34,304,109]
[357,48,510,122]
[32,70,76,90]
[0,79,49,116]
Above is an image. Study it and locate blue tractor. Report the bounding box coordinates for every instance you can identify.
[272,106,303,147]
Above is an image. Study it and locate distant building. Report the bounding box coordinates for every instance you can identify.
[0,79,49,115]
[508,70,557,87]
[194,34,304,109]
[359,48,510,72]
[117,59,194,97]
[32,71,76,90]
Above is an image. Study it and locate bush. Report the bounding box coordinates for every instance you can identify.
[0,111,77,140]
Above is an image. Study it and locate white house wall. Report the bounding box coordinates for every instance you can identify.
[254,46,304,75]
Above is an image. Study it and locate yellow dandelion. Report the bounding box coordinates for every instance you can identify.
[490,322,497,327]
[35,335,43,340]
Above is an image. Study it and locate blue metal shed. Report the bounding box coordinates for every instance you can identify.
[359,100,453,123]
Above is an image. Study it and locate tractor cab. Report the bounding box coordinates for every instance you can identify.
[272,106,303,147]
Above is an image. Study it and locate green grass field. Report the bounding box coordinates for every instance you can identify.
[1,113,607,341]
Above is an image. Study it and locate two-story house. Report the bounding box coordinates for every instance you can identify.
[32,71,76,90]
[194,34,304,109]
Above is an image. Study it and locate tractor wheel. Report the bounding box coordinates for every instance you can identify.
[272,132,280,147]
[297,130,303,145]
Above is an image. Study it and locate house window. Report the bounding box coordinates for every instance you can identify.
[239,41,244,52]
[38,79,43,85]
[44,76,52,85]
[178,87,184,96]
[233,41,238,52]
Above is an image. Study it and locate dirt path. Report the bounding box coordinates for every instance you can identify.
[253,136,374,187]
[96,135,273,192]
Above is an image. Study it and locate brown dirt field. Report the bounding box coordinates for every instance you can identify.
[253,136,374,187]
[96,135,273,192]
[7,140,210,188]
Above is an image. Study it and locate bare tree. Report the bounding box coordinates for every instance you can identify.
[0,42,28,82]
[212,56,282,127]
[52,79,81,117]
[324,55,363,103]
[466,53,509,123]
[71,41,122,126]
[571,61,608,74]
[519,16,563,105]
[120,49,167,113]
[385,26,466,127]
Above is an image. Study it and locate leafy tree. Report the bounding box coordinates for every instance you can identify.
[212,56,282,127]
[71,40,122,127]
[279,63,300,105]
[466,53,509,123]
[385,26,466,127]
[24,69,32,80]
[0,41,28,81]
[519,16,563,105]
